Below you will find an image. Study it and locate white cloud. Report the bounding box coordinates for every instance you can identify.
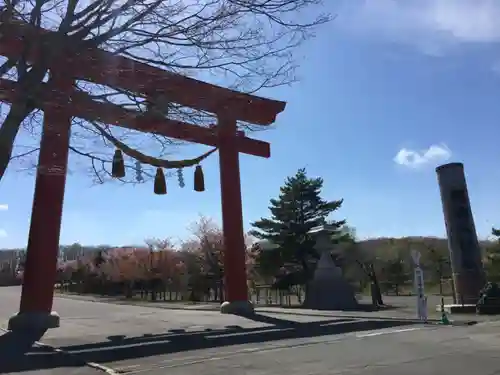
[394,143,452,169]
[336,0,500,54]
[491,60,500,76]
[0,204,8,237]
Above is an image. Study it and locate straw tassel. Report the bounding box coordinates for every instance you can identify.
[112,149,125,178]
[194,165,205,192]
[154,168,167,195]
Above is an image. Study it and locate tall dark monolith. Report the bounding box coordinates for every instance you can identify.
[436,162,485,304]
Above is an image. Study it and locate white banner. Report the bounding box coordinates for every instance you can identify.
[412,250,427,322]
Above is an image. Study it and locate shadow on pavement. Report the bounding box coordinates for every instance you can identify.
[0,328,82,373]
[0,314,416,372]
[266,311,439,322]
[259,302,400,312]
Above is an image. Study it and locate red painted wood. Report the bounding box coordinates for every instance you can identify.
[0,17,287,311]
[0,78,271,158]
[19,74,73,314]
[0,21,286,125]
[218,116,251,302]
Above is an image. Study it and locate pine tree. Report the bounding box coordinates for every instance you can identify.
[486,228,500,282]
[250,168,346,286]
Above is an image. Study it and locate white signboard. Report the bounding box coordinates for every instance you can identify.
[411,250,427,322]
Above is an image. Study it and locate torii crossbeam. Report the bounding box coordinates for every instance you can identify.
[0,19,285,330]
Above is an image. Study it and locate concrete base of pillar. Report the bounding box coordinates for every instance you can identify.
[8,311,60,332]
[220,300,255,315]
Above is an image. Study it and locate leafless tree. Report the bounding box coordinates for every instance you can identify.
[0,0,330,185]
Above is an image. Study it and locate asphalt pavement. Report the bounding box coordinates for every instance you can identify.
[1,286,500,375]
[138,322,500,375]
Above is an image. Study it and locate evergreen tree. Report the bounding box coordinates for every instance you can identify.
[250,168,345,285]
[485,228,500,282]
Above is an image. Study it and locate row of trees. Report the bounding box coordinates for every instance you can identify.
[0,0,330,302]
[3,168,500,302]
[9,216,252,301]
[3,1,497,304]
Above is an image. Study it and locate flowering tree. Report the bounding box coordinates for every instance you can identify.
[182,215,225,300]
[145,238,180,279]
[154,250,185,286]
[181,215,259,301]
[49,218,263,299]
[245,239,260,294]
[56,259,77,285]
[99,248,145,282]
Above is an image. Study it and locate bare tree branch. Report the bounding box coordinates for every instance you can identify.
[0,0,331,184]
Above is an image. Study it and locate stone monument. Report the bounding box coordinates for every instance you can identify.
[436,162,485,305]
[303,225,359,310]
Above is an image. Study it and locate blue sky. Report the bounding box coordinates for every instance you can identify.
[2,0,500,248]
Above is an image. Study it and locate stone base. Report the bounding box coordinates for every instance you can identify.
[303,278,359,311]
[8,311,60,332]
[452,271,484,305]
[436,304,476,314]
[220,300,255,315]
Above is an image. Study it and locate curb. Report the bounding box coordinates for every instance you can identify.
[0,327,119,375]
[257,309,477,326]
[257,308,439,322]
[253,308,478,326]
[55,293,220,311]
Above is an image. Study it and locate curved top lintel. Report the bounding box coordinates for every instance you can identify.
[0,19,287,125]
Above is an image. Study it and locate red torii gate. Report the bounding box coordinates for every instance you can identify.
[0,20,285,331]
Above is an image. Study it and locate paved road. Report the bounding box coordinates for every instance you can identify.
[5,322,500,375]
[1,286,500,375]
[142,322,500,375]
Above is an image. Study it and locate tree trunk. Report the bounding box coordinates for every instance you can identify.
[218,279,224,303]
[0,63,48,182]
[0,103,29,181]
[438,262,443,295]
[125,282,133,298]
[150,281,156,301]
[370,282,378,306]
[369,268,384,306]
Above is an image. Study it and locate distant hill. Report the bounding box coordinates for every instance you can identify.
[1,236,496,263]
[357,236,496,262]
